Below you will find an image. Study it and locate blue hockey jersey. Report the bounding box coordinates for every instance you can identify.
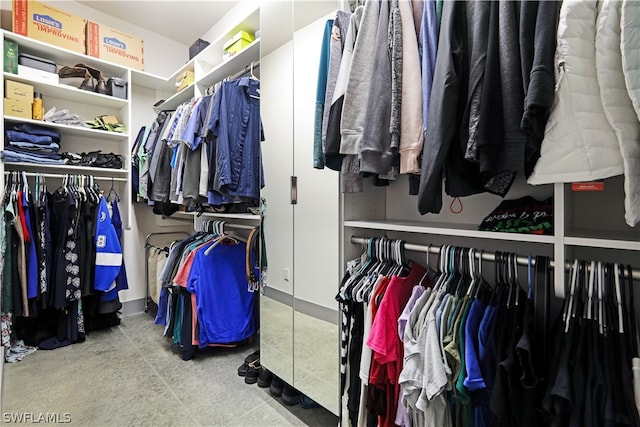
[94,197,122,292]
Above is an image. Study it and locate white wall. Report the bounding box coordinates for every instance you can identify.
[198,0,259,44]
[2,0,188,76]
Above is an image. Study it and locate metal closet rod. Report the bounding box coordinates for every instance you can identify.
[350,236,640,281]
[3,171,127,182]
[229,60,260,80]
[198,221,257,231]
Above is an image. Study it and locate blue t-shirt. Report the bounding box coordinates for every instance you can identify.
[186,241,256,346]
[464,299,488,392]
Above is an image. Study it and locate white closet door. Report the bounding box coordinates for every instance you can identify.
[292,10,340,416]
[261,39,295,384]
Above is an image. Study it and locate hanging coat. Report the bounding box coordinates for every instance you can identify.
[527,0,624,185]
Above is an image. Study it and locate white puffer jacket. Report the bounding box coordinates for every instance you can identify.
[597,0,640,227]
[528,0,623,185]
[622,0,640,122]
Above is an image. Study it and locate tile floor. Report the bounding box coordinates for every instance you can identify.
[1,313,339,426]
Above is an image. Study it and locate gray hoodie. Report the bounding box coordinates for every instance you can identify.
[360,0,394,175]
[340,0,380,156]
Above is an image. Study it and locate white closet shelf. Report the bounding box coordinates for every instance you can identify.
[4,32,127,78]
[4,72,128,109]
[153,83,195,112]
[343,220,556,244]
[200,212,261,220]
[4,117,128,141]
[130,70,168,90]
[197,39,260,89]
[565,230,640,251]
[3,162,128,177]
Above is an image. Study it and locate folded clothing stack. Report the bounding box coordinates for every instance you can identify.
[44,106,88,128]
[62,151,123,169]
[2,123,64,165]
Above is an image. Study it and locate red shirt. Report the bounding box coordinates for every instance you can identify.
[367,262,427,426]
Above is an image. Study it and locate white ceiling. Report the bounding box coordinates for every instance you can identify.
[76,0,238,45]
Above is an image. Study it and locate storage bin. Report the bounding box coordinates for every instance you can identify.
[175,70,194,92]
[223,30,254,61]
[4,98,31,119]
[5,79,33,104]
[18,53,57,73]
[189,38,210,60]
[107,77,127,99]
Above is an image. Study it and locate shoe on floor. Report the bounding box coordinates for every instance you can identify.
[238,362,248,377]
[300,395,320,409]
[237,350,260,376]
[257,368,273,388]
[281,384,301,406]
[244,359,261,385]
[244,350,259,364]
[270,376,284,397]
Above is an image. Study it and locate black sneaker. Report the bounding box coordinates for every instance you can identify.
[281,384,301,406]
[257,369,273,388]
[244,360,261,385]
[270,376,284,397]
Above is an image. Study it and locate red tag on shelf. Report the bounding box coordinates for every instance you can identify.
[571,182,604,192]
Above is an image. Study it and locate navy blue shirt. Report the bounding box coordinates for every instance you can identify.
[207,77,264,202]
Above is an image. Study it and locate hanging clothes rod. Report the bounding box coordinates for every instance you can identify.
[350,236,640,281]
[197,218,258,232]
[201,223,257,231]
[3,171,127,182]
[225,223,258,230]
[229,60,260,81]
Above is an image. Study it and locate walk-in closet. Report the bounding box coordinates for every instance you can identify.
[0,0,639,426]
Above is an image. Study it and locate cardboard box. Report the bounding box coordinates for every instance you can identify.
[223,30,254,61]
[4,98,32,119]
[18,64,59,85]
[4,39,18,73]
[12,0,86,54]
[86,20,144,70]
[5,79,33,104]
[175,70,194,92]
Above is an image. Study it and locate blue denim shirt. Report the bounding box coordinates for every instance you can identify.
[207,77,264,202]
[420,0,438,131]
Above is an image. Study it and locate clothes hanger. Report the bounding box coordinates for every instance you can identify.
[455,247,472,298]
[359,237,388,302]
[512,253,521,306]
[204,221,246,255]
[345,237,375,301]
[21,171,29,195]
[355,238,384,302]
[417,243,433,287]
[564,259,579,332]
[597,262,604,334]
[107,177,119,202]
[339,237,370,301]
[614,263,624,334]
[573,260,587,322]
[473,249,489,300]
[466,248,477,298]
[585,260,596,320]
